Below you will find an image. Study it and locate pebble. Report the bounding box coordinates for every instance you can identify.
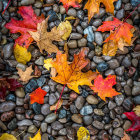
[76,25,84,34]
[86,95,99,104]
[124,3,132,10]
[112,118,121,128]
[71,33,82,40]
[92,19,102,27]
[51,121,63,131]
[45,113,57,123]
[28,125,37,133]
[41,122,47,133]
[78,38,87,47]
[113,128,124,138]
[80,105,93,115]
[31,103,41,114]
[47,10,58,22]
[94,32,103,46]
[41,104,51,115]
[59,109,67,119]
[68,40,77,48]
[1,111,14,121]
[131,0,140,6]
[53,4,59,13]
[16,63,26,71]
[71,114,82,124]
[3,43,14,59]
[94,8,106,18]
[49,94,57,105]
[16,97,24,106]
[67,8,77,17]
[59,5,66,14]
[105,69,115,76]
[83,115,93,125]
[23,133,32,140]
[7,118,17,130]
[116,9,125,19]
[107,59,119,69]
[17,119,33,126]
[21,0,35,5]
[115,0,122,10]
[34,115,44,121]
[108,101,116,110]
[16,114,25,120]
[92,121,104,129]
[81,89,89,98]
[75,96,85,110]
[133,95,140,105]
[0,120,7,130]
[94,109,104,116]
[15,88,25,98]
[0,101,16,113]
[58,128,67,135]
[77,10,84,20]
[34,1,42,8]
[6,94,16,102]
[37,76,46,87]
[93,56,104,63]
[33,120,41,127]
[115,66,125,76]
[122,56,131,67]
[115,94,124,106]
[132,86,140,96]
[123,97,133,111]
[42,85,50,92]
[35,56,44,65]
[84,26,94,42]
[123,120,132,130]
[97,62,109,72]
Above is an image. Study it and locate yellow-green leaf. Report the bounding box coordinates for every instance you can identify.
[44,58,53,70]
[0,133,17,140]
[57,20,72,40]
[65,16,76,21]
[14,44,31,64]
[30,130,41,140]
[77,127,90,140]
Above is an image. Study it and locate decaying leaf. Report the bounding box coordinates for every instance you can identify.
[77,127,90,140]
[30,87,47,104]
[90,75,120,101]
[5,6,44,47]
[28,17,64,54]
[84,0,117,22]
[14,44,31,64]
[57,20,72,40]
[44,48,98,93]
[0,133,17,140]
[17,65,36,82]
[133,105,140,117]
[50,99,63,111]
[30,129,41,140]
[121,132,130,140]
[124,112,140,131]
[34,66,41,77]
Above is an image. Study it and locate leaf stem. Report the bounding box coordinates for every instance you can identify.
[2,0,11,15]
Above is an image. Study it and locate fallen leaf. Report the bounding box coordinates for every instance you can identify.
[28,17,64,54]
[84,0,117,22]
[30,129,41,140]
[30,87,47,104]
[57,20,72,40]
[34,66,41,77]
[50,99,63,110]
[14,44,31,64]
[90,75,120,101]
[44,47,98,93]
[121,132,130,140]
[124,112,140,131]
[65,16,76,21]
[64,43,69,57]
[133,105,140,117]
[17,65,36,82]
[60,0,82,12]
[77,127,90,140]
[5,6,44,48]
[44,58,53,70]
[0,133,17,140]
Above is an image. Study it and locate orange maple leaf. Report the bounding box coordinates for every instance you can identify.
[84,0,117,22]
[45,48,98,93]
[60,0,82,11]
[29,87,47,104]
[91,75,120,101]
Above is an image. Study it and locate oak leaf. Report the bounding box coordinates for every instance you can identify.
[5,6,44,48]
[30,129,41,140]
[133,105,140,117]
[28,17,64,54]
[124,112,140,131]
[121,132,130,140]
[90,75,120,101]
[14,44,31,64]
[44,47,98,93]
[60,0,82,12]
[0,133,17,140]
[30,87,47,104]
[84,0,117,22]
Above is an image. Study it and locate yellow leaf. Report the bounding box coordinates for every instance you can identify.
[14,44,31,64]
[133,105,140,117]
[0,133,17,140]
[44,58,53,70]
[77,127,90,140]
[30,130,41,140]
[65,16,76,21]
[121,131,130,140]
[57,20,72,40]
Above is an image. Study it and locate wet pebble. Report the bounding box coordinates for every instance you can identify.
[0,120,7,130]
[86,95,99,104]
[77,10,84,20]
[115,66,125,76]
[67,8,77,17]
[113,127,124,138]
[133,95,140,105]
[31,103,41,114]
[35,56,44,65]
[84,26,94,42]
[92,19,102,27]
[51,121,63,130]
[132,86,140,96]
[16,97,24,106]
[94,32,103,46]
[28,125,37,133]
[45,113,57,123]
[122,56,131,67]
[71,114,82,124]
[41,104,51,115]
[107,59,119,69]
[83,115,93,125]
[58,128,67,136]
[15,88,25,98]
[94,8,105,18]
[78,38,87,47]
[17,119,33,126]
[59,109,67,119]
[97,62,109,72]
[41,122,47,133]
[1,111,15,121]
[115,0,122,10]
[34,115,44,121]
[108,101,116,110]
[116,9,125,19]
[3,43,14,59]
[71,33,82,40]
[7,118,17,130]
[49,94,57,105]
[75,96,85,110]
[123,97,133,111]
[80,105,93,115]
[68,40,77,49]
[21,0,35,5]
[93,121,104,129]
[6,94,16,102]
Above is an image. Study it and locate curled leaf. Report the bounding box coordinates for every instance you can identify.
[0,133,17,140]
[50,99,63,111]
[30,129,41,140]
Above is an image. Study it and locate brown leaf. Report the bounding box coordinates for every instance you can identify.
[28,17,64,54]
[50,99,63,111]
[34,66,41,77]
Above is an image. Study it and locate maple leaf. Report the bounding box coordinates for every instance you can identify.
[44,47,98,93]
[0,133,17,140]
[17,65,37,83]
[90,75,120,101]
[121,132,130,140]
[84,0,117,22]
[28,17,64,54]
[30,129,41,140]
[5,6,44,48]
[124,112,140,131]
[29,87,47,104]
[133,105,140,117]
[60,0,82,12]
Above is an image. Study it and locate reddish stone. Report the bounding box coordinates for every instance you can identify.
[1,111,15,121]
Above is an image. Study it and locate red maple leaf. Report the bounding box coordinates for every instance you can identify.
[124,112,140,131]
[29,87,47,104]
[90,75,120,101]
[5,6,44,48]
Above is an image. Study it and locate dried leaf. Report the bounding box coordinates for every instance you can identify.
[65,16,76,21]
[124,112,140,131]
[14,44,31,64]
[57,20,72,40]
[133,105,140,117]
[28,17,64,54]
[50,99,63,111]
[5,6,44,47]
[121,132,130,140]
[44,48,98,93]
[30,129,41,140]
[91,75,120,101]
[64,43,69,57]
[34,66,41,77]
[0,133,17,140]
[30,87,47,104]
[77,127,90,140]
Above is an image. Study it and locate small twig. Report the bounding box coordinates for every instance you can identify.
[16,130,26,138]
[2,0,11,15]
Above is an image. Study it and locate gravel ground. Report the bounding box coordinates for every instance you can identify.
[0,0,140,140]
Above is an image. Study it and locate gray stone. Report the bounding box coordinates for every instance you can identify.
[76,25,84,34]
[16,63,26,71]
[132,86,140,96]
[78,38,87,47]
[42,134,48,140]
[0,120,7,130]
[94,109,104,116]
[35,56,44,65]
[94,8,106,18]
[123,120,132,130]
[21,0,35,5]
[71,114,82,124]
[34,1,42,8]
[94,32,103,46]
[124,3,132,10]
[113,128,124,138]
[92,19,102,27]
[80,105,93,115]
[107,59,119,69]
[84,26,94,42]
[49,94,57,105]
[75,96,85,110]
[116,9,125,19]
[77,10,84,20]
[42,85,50,92]
[53,4,59,13]
[67,8,77,17]
[93,121,104,129]
[115,94,124,106]
[34,115,44,121]
[68,40,77,48]
[124,85,131,96]
[3,43,14,59]
[17,119,33,126]
[105,69,115,76]
[108,101,116,110]
[86,95,99,104]
[59,5,66,14]
[41,104,51,115]
[115,0,122,10]
[15,88,25,98]
[45,113,57,123]
[83,116,93,125]
[58,128,67,135]
[51,121,63,130]
[23,133,32,140]
[115,66,125,76]
[122,56,131,67]
[28,125,37,133]
[41,122,47,133]
[16,97,24,106]
[93,56,104,63]
[71,33,82,40]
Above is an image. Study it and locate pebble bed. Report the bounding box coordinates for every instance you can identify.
[0,0,140,140]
